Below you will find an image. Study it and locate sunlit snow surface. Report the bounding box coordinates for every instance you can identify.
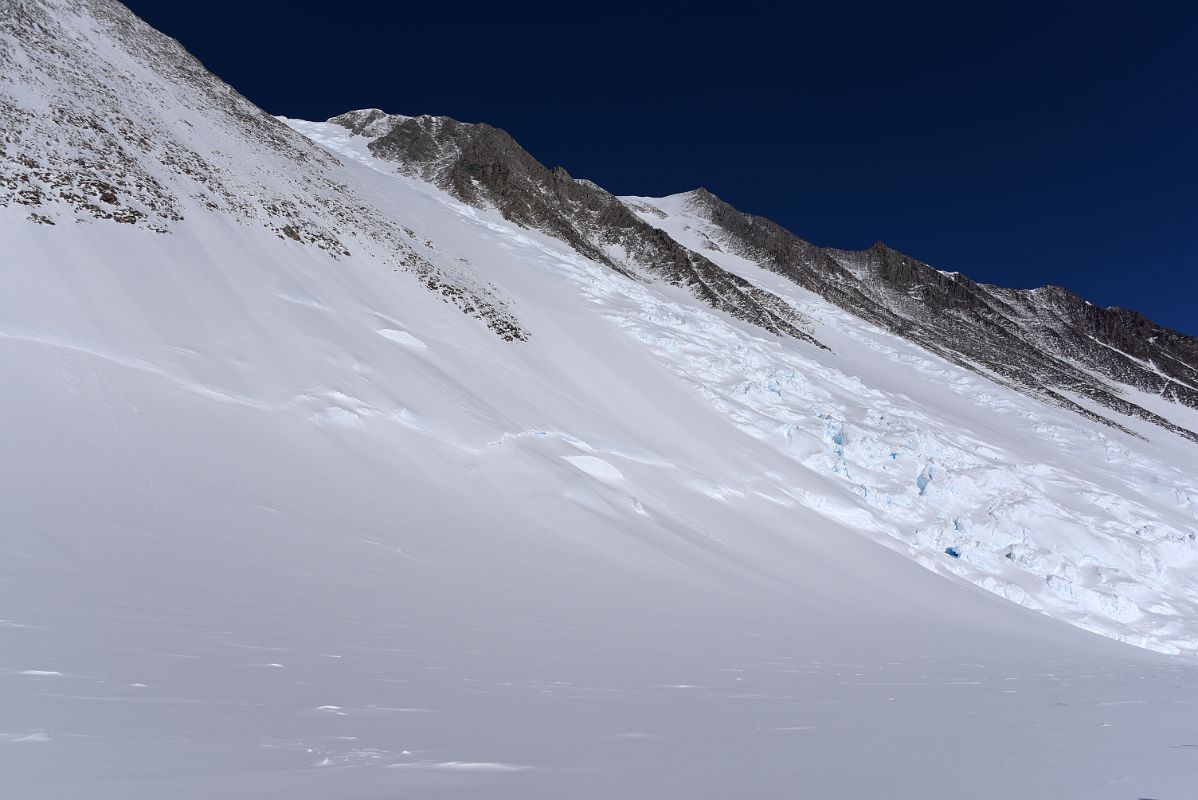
[2,101,1198,798]
[291,119,1198,656]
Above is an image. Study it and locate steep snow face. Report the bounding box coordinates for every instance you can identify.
[0,0,525,339]
[623,191,1198,654]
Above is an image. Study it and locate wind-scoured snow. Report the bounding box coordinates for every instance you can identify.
[2,2,1198,798]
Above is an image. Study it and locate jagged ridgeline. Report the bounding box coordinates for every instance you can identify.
[329,109,823,347]
[674,189,1198,442]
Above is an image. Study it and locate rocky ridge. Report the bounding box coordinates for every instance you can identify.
[676,188,1198,442]
[330,109,823,346]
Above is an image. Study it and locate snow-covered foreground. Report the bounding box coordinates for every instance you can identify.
[3,153,1198,796]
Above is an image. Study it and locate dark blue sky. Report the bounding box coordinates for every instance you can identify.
[126,1,1197,334]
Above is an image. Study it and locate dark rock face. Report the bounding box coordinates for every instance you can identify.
[685,189,1198,442]
[329,111,824,347]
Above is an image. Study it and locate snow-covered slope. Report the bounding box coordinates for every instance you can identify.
[618,190,1198,653]
[282,113,1198,654]
[3,2,1198,798]
[0,0,524,340]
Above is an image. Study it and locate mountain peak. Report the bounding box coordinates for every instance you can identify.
[327,107,411,137]
[326,112,825,345]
